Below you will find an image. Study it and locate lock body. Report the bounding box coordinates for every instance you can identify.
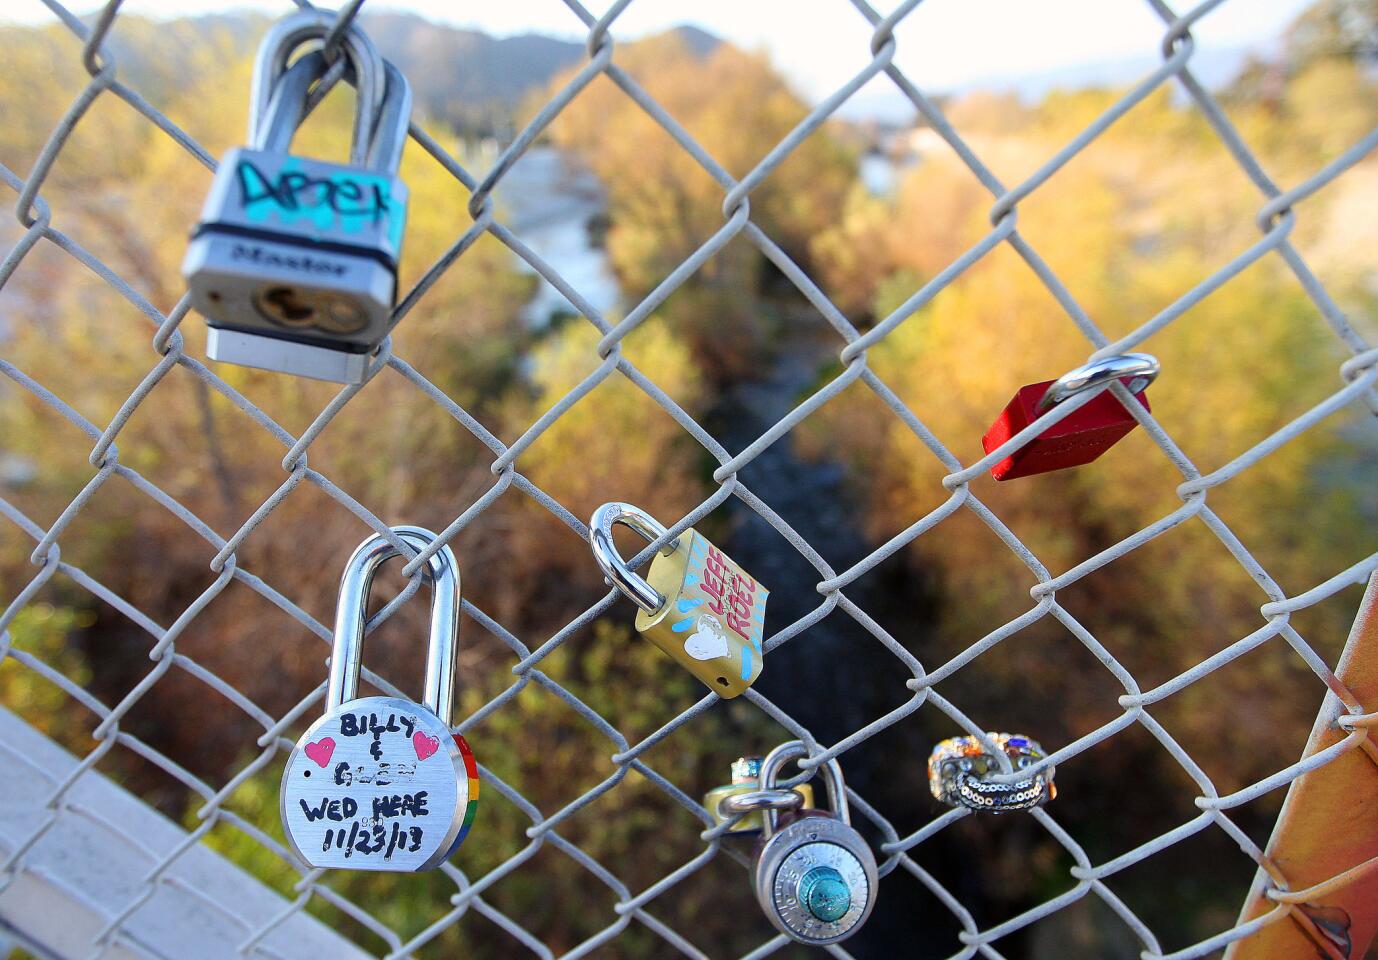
[744,741,878,945]
[982,378,1150,480]
[281,695,476,871]
[705,757,813,834]
[753,814,876,945]
[635,529,766,698]
[184,147,407,383]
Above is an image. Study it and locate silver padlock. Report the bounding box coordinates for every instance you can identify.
[183,11,413,383]
[722,741,878,945]
[280,526,478,872]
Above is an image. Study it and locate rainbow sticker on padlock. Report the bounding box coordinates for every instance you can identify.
[440,733,480,859]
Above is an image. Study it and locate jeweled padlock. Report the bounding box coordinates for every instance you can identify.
[721,742,877,945]
[183,11,412,383]
[928,732,1055,813]
[281,526,478,871]
[704,756,814,835]
[590,502,766,698]
[982,353,1159,480]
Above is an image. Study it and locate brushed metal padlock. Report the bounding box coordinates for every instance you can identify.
[590,502,767,698]
[721,741,877,945]
[183,11,413,383]
[281,526,478,872]
[704,756,814,835]
[982,353,1159,480]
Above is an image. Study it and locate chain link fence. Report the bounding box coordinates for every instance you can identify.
[2,0,1378,957]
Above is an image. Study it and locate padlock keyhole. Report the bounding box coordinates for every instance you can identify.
[716,676,729,687]
[257,286,316,326]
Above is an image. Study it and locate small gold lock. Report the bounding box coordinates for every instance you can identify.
[590,503,767,698]
[704,757,814,833]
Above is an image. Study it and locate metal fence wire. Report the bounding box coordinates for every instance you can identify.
[3,0,1378,958]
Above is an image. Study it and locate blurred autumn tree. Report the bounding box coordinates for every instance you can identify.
[799,10,1378,951]
[538,31,856,379]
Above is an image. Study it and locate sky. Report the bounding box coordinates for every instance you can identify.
[4,0,1315,113]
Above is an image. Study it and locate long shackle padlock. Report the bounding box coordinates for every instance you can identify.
[280,526,478,872]
[590,502,767,698]
[183,10,414,384]
[725,741,878,945]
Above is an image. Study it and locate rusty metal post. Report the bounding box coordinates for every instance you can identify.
[1226,573,1378,960]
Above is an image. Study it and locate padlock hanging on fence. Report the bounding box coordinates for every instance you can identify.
[589,503,767,698]
[928,732,1055,813]
[719,741,878,945]
[182,11,413,384]
[280,526,478,872]
[981,353,1160,480]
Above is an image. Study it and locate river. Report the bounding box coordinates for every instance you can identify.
[487,145,621,328]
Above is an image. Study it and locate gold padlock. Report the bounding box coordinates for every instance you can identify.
[590,502,767,698]
[704,757,814,833]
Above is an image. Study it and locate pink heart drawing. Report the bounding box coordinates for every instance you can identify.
[304,737,335,768]
[413,731,440,762]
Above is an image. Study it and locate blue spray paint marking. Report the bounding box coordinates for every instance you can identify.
[750,588,767,652]
[684,538,706,593]
[238,157,405,249]
[671,618,696,633]
[677,598,703,613]
[739,645,753,680]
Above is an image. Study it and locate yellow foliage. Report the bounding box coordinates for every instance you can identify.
[507,318,704,523]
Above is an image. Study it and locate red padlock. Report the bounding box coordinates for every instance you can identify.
[982,354,1159,481]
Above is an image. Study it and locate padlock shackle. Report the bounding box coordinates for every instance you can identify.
[254,50,325,157]
[589,502,680,615]
[249,10,387,167]
[327,526,461,726]
[261,55,409,172]
[718,788,803,817]
[758,741,850,840]
[366,60,413,175]
[1035,352,1159,415]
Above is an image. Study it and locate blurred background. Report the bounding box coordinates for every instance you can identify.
[1,1,1376,957]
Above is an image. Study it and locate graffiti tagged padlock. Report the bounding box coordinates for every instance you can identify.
[982,353,1159,480]
[183,11,412,383]
[590,502,767,698]
[704,756,814,835]
[281,526,478,871]
[722,741,877,945]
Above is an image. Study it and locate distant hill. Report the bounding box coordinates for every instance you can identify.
[0,12,720,136]
[361,13,586,132]
[367,16,721,130]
